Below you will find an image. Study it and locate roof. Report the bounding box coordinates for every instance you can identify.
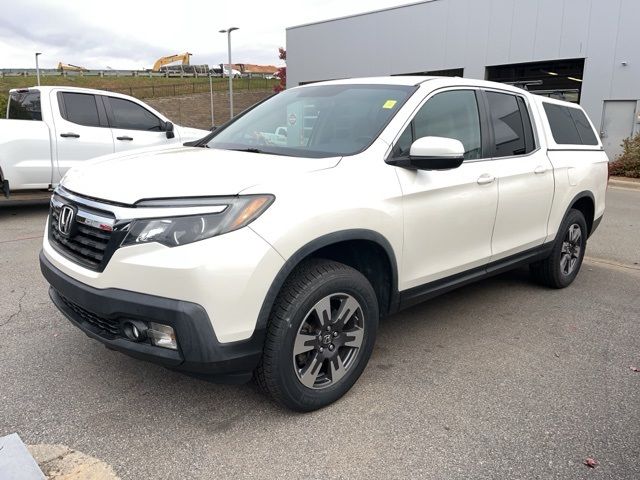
[293,76,538,95]
[287,0,437,30]
[7,85,171,113]
[240,64,278,74]
[296,76,437,87]
[9,85,120,96]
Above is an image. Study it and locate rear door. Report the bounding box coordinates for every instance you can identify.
[5,89,54,188]
[103,96,175,152]
[482,89,554,260]
[52,91,114,182]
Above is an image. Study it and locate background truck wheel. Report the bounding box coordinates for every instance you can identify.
[255,258,378,411]
[530,209,588,289]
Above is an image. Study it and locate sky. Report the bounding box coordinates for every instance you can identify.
[0,0,413,70]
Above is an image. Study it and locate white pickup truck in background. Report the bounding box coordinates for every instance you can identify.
[1,86,209,197]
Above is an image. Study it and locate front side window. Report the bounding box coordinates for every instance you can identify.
[486,91,534,157]
[109,97,162,131]
[393,89,482,160]
[61,93,100,127]
[8,91,42,120]
[206,84,415,158]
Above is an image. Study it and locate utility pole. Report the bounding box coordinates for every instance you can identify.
[219,27,239,118]
[35,52,42,86]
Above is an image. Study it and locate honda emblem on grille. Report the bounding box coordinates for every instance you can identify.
[58,205,75,236]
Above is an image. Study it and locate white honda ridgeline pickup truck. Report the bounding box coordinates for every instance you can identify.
[1,86,207,197]
[40,77,608,411]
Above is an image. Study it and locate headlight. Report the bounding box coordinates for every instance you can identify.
[121,195,274,247]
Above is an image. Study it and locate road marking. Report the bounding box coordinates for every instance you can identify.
[0,235,42,244]
[584,256,640,272]
[609,185,640,193]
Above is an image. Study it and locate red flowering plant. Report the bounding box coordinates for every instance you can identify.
[274,47,286,93]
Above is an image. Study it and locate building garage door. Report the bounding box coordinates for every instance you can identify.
[486,59,584,103]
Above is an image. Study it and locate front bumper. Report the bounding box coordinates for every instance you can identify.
[40,251,264,382]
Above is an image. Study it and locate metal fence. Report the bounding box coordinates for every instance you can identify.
[104,77,277,99]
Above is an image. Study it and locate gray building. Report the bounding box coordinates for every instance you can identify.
[286,0,640,159]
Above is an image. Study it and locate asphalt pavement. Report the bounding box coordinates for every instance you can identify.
[0,187,639,479]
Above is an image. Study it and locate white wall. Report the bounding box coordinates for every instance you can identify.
[287,0,640,131]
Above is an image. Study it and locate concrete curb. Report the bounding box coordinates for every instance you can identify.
[0,434,45,479]
[27,444,120,480]
[609,178,640,190]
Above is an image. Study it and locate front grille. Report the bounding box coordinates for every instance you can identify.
[59,293,120,336]
[49,194,121,272]
[51,208,109,268]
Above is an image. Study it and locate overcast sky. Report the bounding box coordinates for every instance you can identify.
[0,0,412,70]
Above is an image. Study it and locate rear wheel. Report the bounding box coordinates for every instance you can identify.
[255,259,378,411]
[530,209,588,288]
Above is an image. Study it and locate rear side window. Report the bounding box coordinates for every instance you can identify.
[543,103,598,146]
[108,97,162,131]
[485,91,535,157]
[8,91,42,120]
[60,93,101,127]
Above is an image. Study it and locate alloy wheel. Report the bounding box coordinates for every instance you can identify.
[292,293,365,389]
[560,223,582,276]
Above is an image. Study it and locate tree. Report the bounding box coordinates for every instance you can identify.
[274,47,286,92]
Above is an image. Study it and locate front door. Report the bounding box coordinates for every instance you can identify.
[104,96,175,153]
[391,89,498,289]
[600,100,637,161]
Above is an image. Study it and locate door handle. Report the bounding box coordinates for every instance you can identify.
[534,165,547,174]
[117,136,134,141]
[477,174,495,185]
[60,132,80,138]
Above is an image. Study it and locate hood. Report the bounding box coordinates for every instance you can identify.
[61,146,341,205]
[177,125,210,142]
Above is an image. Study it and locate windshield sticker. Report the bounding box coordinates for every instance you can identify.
[288,113,297,126]
[382,100,397,109]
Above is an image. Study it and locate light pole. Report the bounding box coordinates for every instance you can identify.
[35,52,42,86]
[219,27,238,118]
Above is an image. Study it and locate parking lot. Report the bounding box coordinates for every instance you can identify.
[1,186,639,479]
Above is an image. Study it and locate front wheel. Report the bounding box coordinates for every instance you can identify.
[255,259,378,411]
[530,208,588,288]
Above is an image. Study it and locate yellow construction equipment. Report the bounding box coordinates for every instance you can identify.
[152,53,192,72]
[57,62,87,72]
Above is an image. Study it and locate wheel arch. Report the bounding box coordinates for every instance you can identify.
[256,229,399,333]
[567,190,596,236]
[0,165,8,198]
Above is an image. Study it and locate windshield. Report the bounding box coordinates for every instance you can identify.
[206,84,415,158]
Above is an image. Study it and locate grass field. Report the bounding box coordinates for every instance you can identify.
[0,75,277,114]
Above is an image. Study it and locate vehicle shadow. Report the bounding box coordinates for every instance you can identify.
[49,266,542,424]
[0,200,50,216]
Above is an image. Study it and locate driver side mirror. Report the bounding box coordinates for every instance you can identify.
[163,121,175,139]
[387,136,465,170]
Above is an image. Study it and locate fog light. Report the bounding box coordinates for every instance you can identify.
[122,320,148,342]
[148,322,177,350]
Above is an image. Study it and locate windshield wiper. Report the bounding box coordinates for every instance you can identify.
[228,147,270,154]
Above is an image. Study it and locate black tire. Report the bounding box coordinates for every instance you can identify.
[530,209,588,288]
[255,258,378,411]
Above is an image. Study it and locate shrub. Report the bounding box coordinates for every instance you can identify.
[609,132,640,178]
